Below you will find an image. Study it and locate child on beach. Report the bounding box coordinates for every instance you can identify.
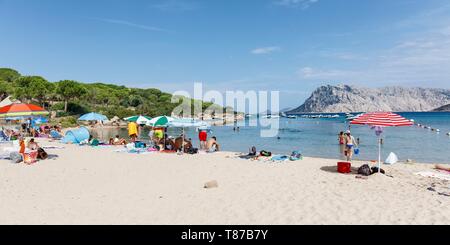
[338,131,345,145]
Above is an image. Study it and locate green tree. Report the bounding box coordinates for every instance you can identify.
[0,68,21,83]
[13,76,50,103]
[56,80,87,112]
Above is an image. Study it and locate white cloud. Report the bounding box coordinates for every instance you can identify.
[251,46,281,55]
[151,0,199,12]
[94,18,171,33]
[274,0,319,9]
[298,67,359,80]
[297,25,450,88]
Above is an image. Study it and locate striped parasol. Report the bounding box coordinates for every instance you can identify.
[351,112,413,127]
[0,103,49,118]
[351,112,413,173]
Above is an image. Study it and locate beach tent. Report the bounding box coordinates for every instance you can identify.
[0,103,49,118]
[124,115,152,125]
[78,112,108,122]
[146,116,174,127]
[0,96,13,108]
[351,112,413,173]
[61,127,90,144]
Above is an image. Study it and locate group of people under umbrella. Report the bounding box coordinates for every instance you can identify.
[77,113,218,154]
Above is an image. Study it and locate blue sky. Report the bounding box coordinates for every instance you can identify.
[1,0,450,107]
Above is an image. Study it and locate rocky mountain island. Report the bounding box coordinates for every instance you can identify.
[288,85,450,113]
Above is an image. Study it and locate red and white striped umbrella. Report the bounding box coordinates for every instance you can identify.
[351,112,413,127]
[350,112,413,173]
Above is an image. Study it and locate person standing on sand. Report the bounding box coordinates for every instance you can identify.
[128,121,138,142]
[344,130,358,161]
[198,129,208,150]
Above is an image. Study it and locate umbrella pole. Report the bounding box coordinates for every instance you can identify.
[378,135,382,173]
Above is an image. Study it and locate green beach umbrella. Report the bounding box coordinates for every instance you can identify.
[124,115,152,125]
[146,116,174,127]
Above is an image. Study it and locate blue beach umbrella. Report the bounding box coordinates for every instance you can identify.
[32,116,49,125]
[78,112,108,122]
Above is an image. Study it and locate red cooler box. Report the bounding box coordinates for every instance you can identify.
[337,162,351,174]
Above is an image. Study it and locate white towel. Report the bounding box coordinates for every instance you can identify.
[415,171,450,181]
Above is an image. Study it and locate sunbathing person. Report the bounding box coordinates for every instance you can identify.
[113,135,127,145]
[27,138,40,151]
[163,135,176,150]
[206,136,220,153]
[174,135,192,152]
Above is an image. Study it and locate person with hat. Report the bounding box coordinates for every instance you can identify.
[344,130,358,161]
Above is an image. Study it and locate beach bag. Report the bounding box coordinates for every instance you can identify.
[358,164,372,176]
[9,152,22,163]
[371,167,386,174]
[37,148,48,160]
[135,142,147,148]
[188,148,198,154]
[260,150,272,157]
[354,148,360,155]
[385,152,398,165]
[23,152,38,165]
[90,139,100,146]
[290,151,302,161]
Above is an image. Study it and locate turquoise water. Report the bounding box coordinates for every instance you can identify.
[98,112,450,164]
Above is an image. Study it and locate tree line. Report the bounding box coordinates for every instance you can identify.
[0,68,225,119]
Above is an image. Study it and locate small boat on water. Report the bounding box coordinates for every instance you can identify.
[261,115,280,119]
[346,113,363,121]
[287,115,298,119]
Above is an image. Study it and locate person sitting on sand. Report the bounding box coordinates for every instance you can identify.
[344,130,357,161]
[206,136,220,153]
[27,138,40,151]
[113,135,127,145]
[174,134,192,153]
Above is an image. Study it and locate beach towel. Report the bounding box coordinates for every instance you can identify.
[290,151,302,161]
[0,131,9,141]
[415,171,450,181]
[42,146,65,150]
[271,155,289,162]
[50,130,63,139]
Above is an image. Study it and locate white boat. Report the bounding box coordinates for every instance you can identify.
[261,115,280,119]
[287,115,297,119]
[346,113,363,121]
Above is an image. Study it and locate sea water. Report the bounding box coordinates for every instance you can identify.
[97,112,450,164]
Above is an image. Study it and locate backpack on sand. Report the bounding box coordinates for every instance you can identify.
[358,164,372,176]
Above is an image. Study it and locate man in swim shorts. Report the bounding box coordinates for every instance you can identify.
[198,129,208,150]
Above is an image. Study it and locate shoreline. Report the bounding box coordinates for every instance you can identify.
[0,138,449,225]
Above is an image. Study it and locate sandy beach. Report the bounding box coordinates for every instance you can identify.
[0,138,449,225]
